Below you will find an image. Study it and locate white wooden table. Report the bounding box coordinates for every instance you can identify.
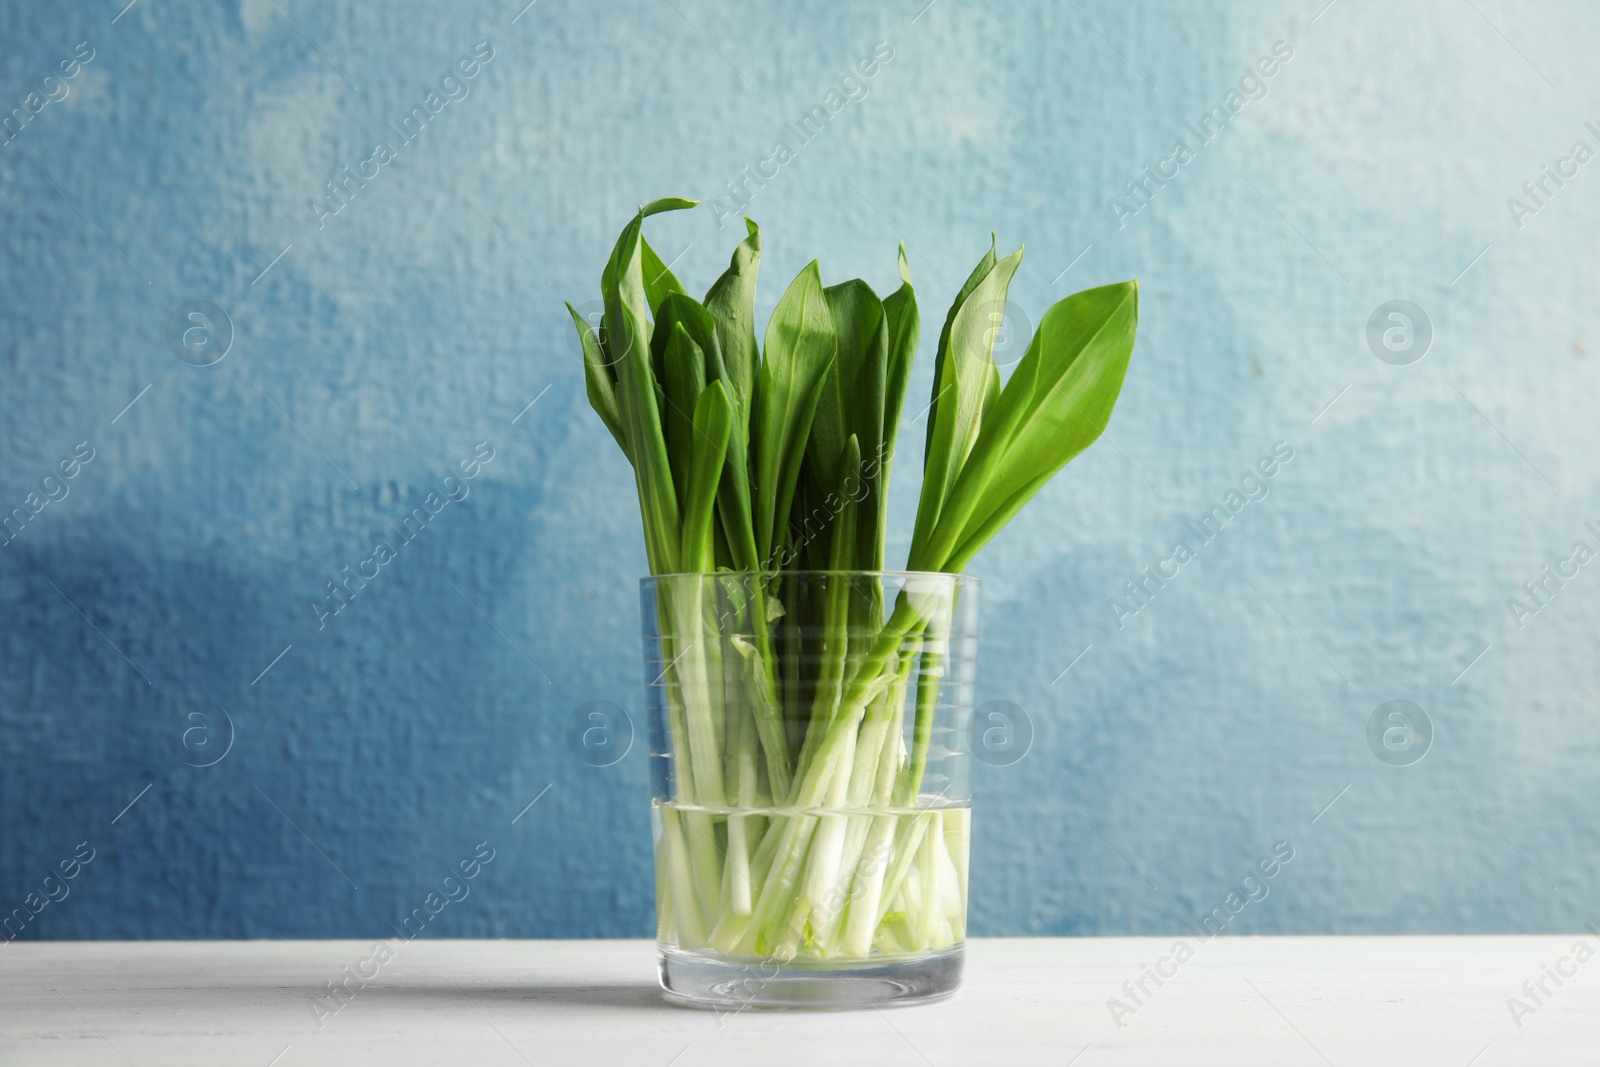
[3,937,1594,1065]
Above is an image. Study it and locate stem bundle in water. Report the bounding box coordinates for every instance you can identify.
[648,573,970,963]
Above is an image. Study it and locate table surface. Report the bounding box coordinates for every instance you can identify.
[3,937,1595,1065]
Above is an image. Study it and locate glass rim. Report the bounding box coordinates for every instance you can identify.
[640,569,979,586]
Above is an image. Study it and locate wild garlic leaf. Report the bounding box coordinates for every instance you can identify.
[568,301,628,461]
[642,236,687,318]
[602,198,697,347]
[613,294,679,574]
[653,291,758,573]
[601,200,697,573]
[920,239,997,464]
[753,260,836,566]
[662,322,708,506]
[881,246,920,461]
[704,219,761,442]
[809,280,886,494]
[821,280,888,569]
[681,381,734,572]
[652,292,720,400]
[917,280,1138,570]
[876,246,920,568]
[910,242,1023,559]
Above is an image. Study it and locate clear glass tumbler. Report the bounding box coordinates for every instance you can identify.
[640,571,977,1009]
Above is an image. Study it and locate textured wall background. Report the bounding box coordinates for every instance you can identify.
[3,0,1597,941]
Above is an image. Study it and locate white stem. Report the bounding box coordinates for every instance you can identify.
[838,814,896,957]
[670,586,724,805]
[811,813,872,954]
[658,805,707,948]
[727,816,752,916]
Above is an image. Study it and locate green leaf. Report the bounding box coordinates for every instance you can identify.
[654,293,720,358]
[910,240,1023,560]
[652,292,719,406]
[602,198,698,341]
[641,196,700,216]
[662,322,708,506]
[653,292,760,573]
[915,280,1139,571]
[567,301,629,461]
[752,260,836,567]
[681,381,734,572]
[881,246,920,462]
[599,199,698,574]
[811,281,886,485]
[921,239,997,463]
[642,236,687,318]
[704,218,761,441]
[876,246,920,568]
[818,280,888,569]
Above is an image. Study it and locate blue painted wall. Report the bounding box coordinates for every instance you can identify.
[3,0,1597,941]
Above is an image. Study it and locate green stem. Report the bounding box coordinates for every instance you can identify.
[741,579,793,801]
[896,651,942,808]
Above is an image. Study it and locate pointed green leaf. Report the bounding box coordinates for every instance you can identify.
[681,381,734,572]
[753,260,836,566]
[642,236,687,318]
[650,292,759,572]
[641,196,700,216]
[921,238,997,461]
[568,301,629,461]
[652,292,718,398]
[600,200,697,574]
[705,218,761,440]
[820,280,888,569]
[881,245,920,465]
[874,246,920,568]
[662,322,708,506]
[808,280,885,490]
[654,292,720,359]
[917,280,1138,570]
[910,242,1023,560]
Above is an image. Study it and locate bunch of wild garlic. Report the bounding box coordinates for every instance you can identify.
[570,198,1137,960]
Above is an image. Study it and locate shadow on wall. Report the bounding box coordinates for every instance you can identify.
[0,474,651,940]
